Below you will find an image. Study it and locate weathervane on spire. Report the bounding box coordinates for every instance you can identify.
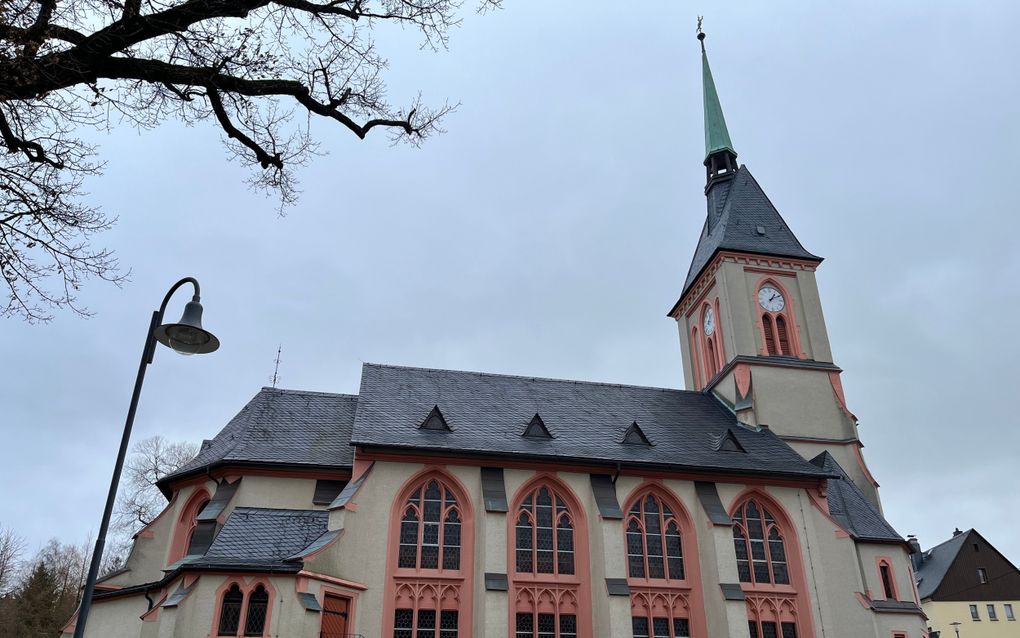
[697,16,706,50]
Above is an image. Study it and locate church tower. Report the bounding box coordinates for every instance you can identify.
[670,30,882,507]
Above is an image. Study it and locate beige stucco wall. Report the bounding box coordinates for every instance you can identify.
[924,600,1020,637]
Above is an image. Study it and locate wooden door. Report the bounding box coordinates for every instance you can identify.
[320,593,349,637]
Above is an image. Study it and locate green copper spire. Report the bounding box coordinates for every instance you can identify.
[699,29,736,161]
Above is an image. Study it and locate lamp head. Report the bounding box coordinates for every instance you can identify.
[153,299,220,355]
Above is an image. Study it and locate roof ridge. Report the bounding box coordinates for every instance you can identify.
[259,387,359,399]
[362,362,700,395]
[924,529,972,553]
[230,507,328,516]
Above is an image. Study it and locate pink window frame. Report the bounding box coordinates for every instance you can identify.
[209,576,276,638]
[508,473,592,638]
[382,467,474,638]
[729,489,815,638]
[690,326,704,390]
[753,277,803,358]
[876,556,900,601]
[167,487,211,565]
[622,483,708,637]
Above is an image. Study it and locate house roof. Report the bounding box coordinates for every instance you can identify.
[159,387,357,491]
[183,507,329,572]
[809,452,903,544]
[679,166,821,301]
[350,363,830,480]
[914,529,973,600]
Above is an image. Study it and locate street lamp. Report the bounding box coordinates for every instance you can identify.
[950,621,962,638]
[73,277,219,638]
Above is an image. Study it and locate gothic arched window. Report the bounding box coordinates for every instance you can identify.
[515,485,574,576]
[170,488,211,564]
[397,478,461,572]
[731,495,810,638]
[625,493,685,581]
[511,478,591,638]
[217,584,243,636]
[756,281,800,358]
[243,584,268,636]
[698,302,724,380]
[624,488,703,638]
[388,471,473,638]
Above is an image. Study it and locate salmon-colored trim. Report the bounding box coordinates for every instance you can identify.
[875,556,901,601]
[727,488,817,638]
[827,372,858,422]
[851,443,880,489]
[135,492,179,540]
[853,591,871,610]
[620,483,709,637]
[683,279,718,320]
[906,563,921,605]
[167,487,211,566]
[297,570,368,591]
[208,575,277,638]
[507,472,593,638]
[299,529,345,562]
[329,461,374,512]
[690,326,704,390]
[381,466,474,638]
[353,449,822,489]
[714,297,728,372]
[742,266,798,278]
[752,275,804,359]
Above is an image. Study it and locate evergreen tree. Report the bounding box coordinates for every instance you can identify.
[10,562,61,637]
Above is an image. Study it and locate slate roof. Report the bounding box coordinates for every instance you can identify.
[680,166,821,299]
[914,530,971,600]
[160,387,357,491]
[185,508,329,571]
[809,452,903,543]
[351,363,831,480]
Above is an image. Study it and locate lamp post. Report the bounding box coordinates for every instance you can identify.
[73,277,219,638]
[950,620,962,638]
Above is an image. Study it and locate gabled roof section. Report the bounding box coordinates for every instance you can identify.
[522,414,553,439]
[420,405,451,431]
[913,530,970,600]
[809,452,903,544]
[159,388,358,493]
[678,166,822,302]
[352,363,830,480]
[621,422,652,446]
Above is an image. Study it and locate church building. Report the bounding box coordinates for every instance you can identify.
[63,33,930,638]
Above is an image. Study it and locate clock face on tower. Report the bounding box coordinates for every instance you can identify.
[758,286,785,312]
[703,306,715,336]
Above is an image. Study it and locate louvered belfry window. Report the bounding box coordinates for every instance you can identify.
[242,584,268,636]
[515,485,574,575]
[626,494,685,581]
[762,315,778,355]
[732,500,790,586]
[398,479,461,571]
[217,584,244,635]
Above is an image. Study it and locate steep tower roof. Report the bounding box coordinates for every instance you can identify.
[677,30,821,304]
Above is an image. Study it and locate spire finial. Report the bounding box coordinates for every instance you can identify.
[697,16,706,51]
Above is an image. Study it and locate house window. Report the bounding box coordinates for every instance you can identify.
[747,621,797,637]
[388,470,473,638]
[398,478,461,571]
[988,604,998,621]
[632,616,690,637]
[970,604,980,620]
[218,584,244,635]
[977,568,988,584]
[515,612,577,638]
[1005,603,1015,620]
[732,500,789,585]
[626,493,685,581]
[878,561,897,600]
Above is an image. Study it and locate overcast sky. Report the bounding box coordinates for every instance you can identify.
[2,1,1018,567]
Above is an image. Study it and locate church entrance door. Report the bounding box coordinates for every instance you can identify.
[320,593,350,637]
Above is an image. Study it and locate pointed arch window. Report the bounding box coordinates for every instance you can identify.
[731,496,811,638]
[756,281,800,358]
[217,584,243,636]
[243,585,268,636]
[169,488,211,565]
[510,479,591,638]
[623,488,703,638]
[698,302,724,381]
[515,485,574,576]
[398,478,461,572]
[388,471,473,638]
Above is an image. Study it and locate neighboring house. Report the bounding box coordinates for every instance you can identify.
[914,529,1020,638]
[62,36,930,638]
